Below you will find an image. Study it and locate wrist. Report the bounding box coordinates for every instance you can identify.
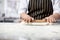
[51,13,60,20]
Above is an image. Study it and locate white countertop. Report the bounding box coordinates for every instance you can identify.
[0,23,60,40]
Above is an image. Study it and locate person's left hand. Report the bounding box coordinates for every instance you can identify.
[42,15,56,23]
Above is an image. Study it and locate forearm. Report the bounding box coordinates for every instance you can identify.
[20,12,27,17]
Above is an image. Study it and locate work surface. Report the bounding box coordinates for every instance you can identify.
[0,22,60,40]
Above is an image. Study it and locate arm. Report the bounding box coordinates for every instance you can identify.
[52,0,60,19]
[43,0,60,23]
[18,0,28,15]
[18,0,34,22]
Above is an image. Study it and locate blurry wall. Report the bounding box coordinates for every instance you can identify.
[0,0,19,18]
[0,0,4,14]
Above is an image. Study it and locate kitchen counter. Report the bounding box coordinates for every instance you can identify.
[0,22,60,40]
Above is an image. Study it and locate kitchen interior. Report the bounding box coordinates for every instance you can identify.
[0,0,60,40]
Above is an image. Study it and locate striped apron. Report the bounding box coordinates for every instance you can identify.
[28,0,53,20]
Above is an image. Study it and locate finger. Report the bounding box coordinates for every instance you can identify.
[46,17,51,23]
[31,18,34,22]
[47,19,50,23]
[23,18,25,22]
[52,18,56,23]
[51,18,55,23]
[49,17,55,23]
[45,17,49,22]
[24,18,28,23]
[26,17,31,23]
[21,17,26,22]
[32,18,34,20]
[28,18,31,23]
[25,19,28,23]
[26,18,29,23]
[53,18,56,22]
[50,18,52,23]
[54,19,56,22]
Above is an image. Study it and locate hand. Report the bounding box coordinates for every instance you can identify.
[43,15,56,23]
[20,13,34,23]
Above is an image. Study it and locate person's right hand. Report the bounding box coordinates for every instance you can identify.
[20,13,34,23]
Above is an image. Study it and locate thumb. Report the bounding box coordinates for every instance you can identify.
[32,18,34,20]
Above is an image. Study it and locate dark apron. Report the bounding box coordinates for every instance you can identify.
[28,0,53,20]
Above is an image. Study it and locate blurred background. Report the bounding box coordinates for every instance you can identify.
[0,0,20,22]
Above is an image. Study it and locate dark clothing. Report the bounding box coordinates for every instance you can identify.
[28,0,53,20]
